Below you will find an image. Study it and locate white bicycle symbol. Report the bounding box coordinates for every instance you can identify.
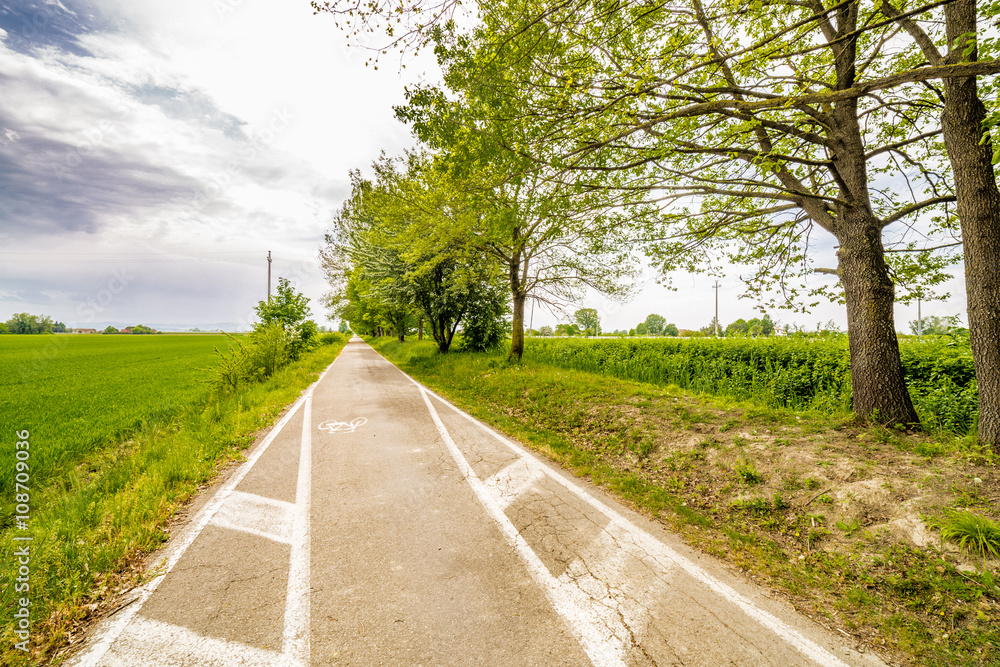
[317,417,368,434]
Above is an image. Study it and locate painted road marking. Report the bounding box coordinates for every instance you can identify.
[484,458,546,510]
[70,361,337,667]
[417,386,631,667]
[284,394,313,662]
[317,417,367,433]
[98,616,296,667]
[422,386,848,667]
[210,491,296,544]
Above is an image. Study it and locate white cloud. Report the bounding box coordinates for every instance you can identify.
[0,0,434,326]
[0,0,969,334]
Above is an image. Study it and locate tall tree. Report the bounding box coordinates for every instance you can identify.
[644,314,667,336]
[436,0,997,425]
[321,156,504,352]
[574,307,601,335]
[398,72,650,361]
[880,0,1000,449]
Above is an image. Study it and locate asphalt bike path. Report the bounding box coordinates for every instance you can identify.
[69,337,887,666]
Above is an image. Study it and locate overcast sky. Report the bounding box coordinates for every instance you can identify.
[0,0,966,333]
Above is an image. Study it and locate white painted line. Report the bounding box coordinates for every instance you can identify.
[484,458,546,510]
[98,615,297,667]
[425,388,853,667]
[556,529,671,648]
[283,393,312,662]
[417,387,629,667]
[70,360,339,667]
[210,491,296,544]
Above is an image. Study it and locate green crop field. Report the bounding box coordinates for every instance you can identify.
[0,334,238,497]
[525,335,978,434]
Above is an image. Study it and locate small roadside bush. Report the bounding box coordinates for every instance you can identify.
[457,283,508,352]
[318,332,347,346]
[212,278,323,393]
[212,323,289,392]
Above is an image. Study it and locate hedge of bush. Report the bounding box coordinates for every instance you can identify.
[525,335,977,433]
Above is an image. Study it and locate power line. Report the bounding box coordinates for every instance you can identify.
[0,250,268,256]
[0,252,271,264]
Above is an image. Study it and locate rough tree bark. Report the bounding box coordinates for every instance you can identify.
[508,244,526,363]
[824,8,919,424]
[838,218,920,424]
[690,0,919,424]
[885,0,1000,446]
[940,0,1000,450]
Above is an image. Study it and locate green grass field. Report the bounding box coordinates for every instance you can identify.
[0,334,238,497]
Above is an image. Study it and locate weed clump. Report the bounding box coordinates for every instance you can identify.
[929,510,1000,561]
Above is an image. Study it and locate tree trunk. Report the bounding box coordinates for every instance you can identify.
[506,240,527,362]
[509,290,525,362]
[941,0,1000,451]
[827,22,919,427]
[838,218,920,425]
[436,315,451,353]
[418,317,424,341]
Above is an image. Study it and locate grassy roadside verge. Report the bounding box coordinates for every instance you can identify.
[371,338,1000,667]
[1,341,345,666]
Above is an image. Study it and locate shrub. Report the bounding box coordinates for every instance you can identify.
[523,336,978,433]
[458,283,507,352]
[211,324,290,392]
[318,332,346,346]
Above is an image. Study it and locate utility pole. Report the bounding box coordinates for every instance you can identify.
[713,280,721,336]
[917,295,923,338]
[267,250,272,302]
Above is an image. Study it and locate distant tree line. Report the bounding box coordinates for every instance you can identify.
[532,311,774,338]
[1,313,65,334]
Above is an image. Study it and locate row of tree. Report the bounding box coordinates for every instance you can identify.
[101,325,160,334]
[2,313,66,334]
[315,0,1000,451]
[320,157,510,353]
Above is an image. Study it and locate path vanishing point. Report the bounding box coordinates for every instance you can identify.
[68,337,888,666]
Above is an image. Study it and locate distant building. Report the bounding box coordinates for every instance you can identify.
[75,328,98,333]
